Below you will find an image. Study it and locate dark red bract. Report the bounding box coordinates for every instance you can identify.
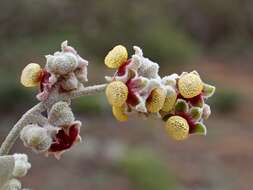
[117,59,131,76]
[176,112,196,134]
[177,93,203,107]
[126,79,139,106]
[39,70,51,92]
[49,124,79,152]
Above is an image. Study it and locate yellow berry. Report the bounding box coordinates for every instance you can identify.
[21,63,42,87]
[165,116,189,141]
[178,73,203,98]
[112,105,128,122]
[146,88,166,113]
[106,81,128,107]
[161,90,177,112]
[104,45,128,69]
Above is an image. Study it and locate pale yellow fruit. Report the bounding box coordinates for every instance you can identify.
[178,73,203,98]
[161,90,177,112]
[146,88,166,113]
[106,81,128,107]
[21,63,42,87]
[166,116,189,141]
[104,45,128,69]
[112,105,128,122]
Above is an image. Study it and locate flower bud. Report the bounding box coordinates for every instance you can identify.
[165,116,189,141]
[112,105,128,122]
[0,156,15,188]
[106,81,128,107]
[60,73,78,91]
[162,74,179,87]
[20,63,42,87]
[46,52,78,75]
[161,89,177,112]
[75,66,88,83]
[190,107,202,121]
[105,45,128,69]
[48,101,75,126]
[178,72,203,98]
[20,125,52,152]
[1,179,21,190]
[12,154,31,177]
[191,122,207,135]
[137,58,159,79]
[146,88,166,113]
[202,83,216,98]
[202,104,211,120]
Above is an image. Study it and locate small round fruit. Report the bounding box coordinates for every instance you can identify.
[104,45,128,69]
[106,81,128,107]
[112,105,128,122]
[161,90,177,112]
[178,73,203,98]
[166,116,189,141]
[20,63,42,87]
[146,88,166,113]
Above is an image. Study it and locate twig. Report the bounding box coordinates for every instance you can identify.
[0,103,45,156]
[0,83,107,156]
[69,83,107,99]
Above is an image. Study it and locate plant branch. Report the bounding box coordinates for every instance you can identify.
[69,83,107,99]
[0,103,45,156]
[0,83,107,156]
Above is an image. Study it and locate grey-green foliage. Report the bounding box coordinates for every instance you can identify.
[209,88,241,114]
[0,0,200,66]
[73,94,108,114]
[2,0,253,58]
[0,71,35,112]
[119,148,177,190]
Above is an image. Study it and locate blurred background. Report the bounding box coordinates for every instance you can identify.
[0,0,253,189]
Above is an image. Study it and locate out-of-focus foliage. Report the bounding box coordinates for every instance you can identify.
[120,149,177,190]
[209,88,241,114]
[1,0,253,59]
[0,0,250,112]
[0,71,35,113]
[170,0,253,51]
[73,95,108,114]
[0,0,200,66]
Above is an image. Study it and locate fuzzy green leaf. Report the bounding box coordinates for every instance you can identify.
[175,99,189,113]
[190,107,202,121]
[202,83,216,98]
[191,122,207,135]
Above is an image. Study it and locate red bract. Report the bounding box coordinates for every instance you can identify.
[177,93,203,107]
[49,122,80,153]
[117,59,131,76]
[37,70,54,101]
[176,112,196,134]
[39,70,51,92]
[126,79,139,106]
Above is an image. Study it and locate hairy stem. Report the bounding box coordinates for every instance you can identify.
[69,83,107,99]
[0,83,107,156]
[0,103,45,156]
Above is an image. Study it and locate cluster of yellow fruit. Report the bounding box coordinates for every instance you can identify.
[105,45,215,141]
[19,42,215,142]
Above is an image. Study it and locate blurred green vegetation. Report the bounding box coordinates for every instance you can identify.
[2,0,253,60]
[209,88,242,114]
[120,148,177,190]
[171,0,253,53]
[0,0,251,113]
[73,94,109,114]
[0,71,36,113]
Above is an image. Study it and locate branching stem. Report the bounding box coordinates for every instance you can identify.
[0,83,107,156]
